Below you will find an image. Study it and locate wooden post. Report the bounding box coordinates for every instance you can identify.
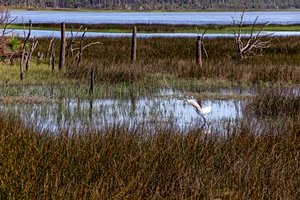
[130,26,137,63]
[51,43,55,73]
[89,65,94,94]
[20,48,25,80]
[58,22,66,71]
[196,36,202,67]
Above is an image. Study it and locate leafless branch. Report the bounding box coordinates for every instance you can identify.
[232,12,272,60]
[0,9,18,37]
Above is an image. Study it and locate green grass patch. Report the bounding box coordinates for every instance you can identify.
[8,23,300,34]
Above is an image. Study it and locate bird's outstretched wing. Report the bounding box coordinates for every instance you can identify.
[200,106,212,115]
[187,98,202,111]
[187,98,211,115]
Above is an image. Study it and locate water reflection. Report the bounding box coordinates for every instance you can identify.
[10,10,300,25]
[5,29,300,38]
[0,97,242,133]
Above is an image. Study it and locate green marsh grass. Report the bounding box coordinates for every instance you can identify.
[12,23,300,33]
[1,36,299,99]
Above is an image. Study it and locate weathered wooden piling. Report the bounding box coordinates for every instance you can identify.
[131,26,137,63]
[196,36,202,67]
[58,22,66,71]
[89,65,94,94]
[51,43,55,73]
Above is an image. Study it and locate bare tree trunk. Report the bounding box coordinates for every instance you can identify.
[20,20,32,80]
[25,37,38,71]
[76,29,87,66]
[58,22,66,71]
[130,26,137,64]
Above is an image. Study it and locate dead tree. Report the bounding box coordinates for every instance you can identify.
[76,28,87,66]
[0,8,17,37]
[232,12,272,60]
[69,28,100,66]
[63,27,100,66]
[20,20,32,80]
[25,37,38,71]
[47,37,55,60]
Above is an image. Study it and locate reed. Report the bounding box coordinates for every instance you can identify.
[33,36,300,85]
[244,88,300,118]
[0,112,299,199]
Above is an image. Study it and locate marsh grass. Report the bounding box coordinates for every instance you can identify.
[33,36,300,85]
[244,89,300,118]
[12,23,300,33]
[1,112,300,199]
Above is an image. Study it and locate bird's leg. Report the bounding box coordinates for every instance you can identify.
[200,114,206,128]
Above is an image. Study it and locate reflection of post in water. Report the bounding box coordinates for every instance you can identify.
[76,98,81,117]
[89,98,93,123]
[129,89,136,117]
[57,96,63,132]
[234,100,240,122]
[50,84,54,97]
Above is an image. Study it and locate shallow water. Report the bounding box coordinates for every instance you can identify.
[10,10,300,25]
[0,96,242,133]
[1,86,298,134]
[6,29,300,38]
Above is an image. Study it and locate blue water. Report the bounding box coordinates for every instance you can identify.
[6,29,300,38]
[0,97,242,133]
[10,10,300,25]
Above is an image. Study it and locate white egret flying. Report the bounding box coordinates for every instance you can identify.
[187,96,211,124]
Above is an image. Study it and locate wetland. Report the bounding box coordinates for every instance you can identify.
[0,10,300,199]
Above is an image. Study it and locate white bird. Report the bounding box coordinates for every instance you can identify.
[186,96,211,125]
[187,97,212,115]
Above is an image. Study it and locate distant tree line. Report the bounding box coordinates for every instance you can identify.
[1,0,299,10]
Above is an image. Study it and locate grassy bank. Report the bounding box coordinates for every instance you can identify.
[9,23,300,33]
[0,112,299,199]
[51,36,300,85]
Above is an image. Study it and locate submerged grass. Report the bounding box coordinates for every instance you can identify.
[0,113,300,199]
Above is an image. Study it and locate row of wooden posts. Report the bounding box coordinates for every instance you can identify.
[20,22,205,94]
[54,23,204,94]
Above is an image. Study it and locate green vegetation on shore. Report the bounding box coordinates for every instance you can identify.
[8,23,300,34]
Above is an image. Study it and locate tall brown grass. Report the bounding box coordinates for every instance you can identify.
[35,36,300,84]
[1,112,300,199]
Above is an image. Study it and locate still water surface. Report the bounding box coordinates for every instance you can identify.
[7,29,300,38]
[10,10,300,25]
[0,95,242,133]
